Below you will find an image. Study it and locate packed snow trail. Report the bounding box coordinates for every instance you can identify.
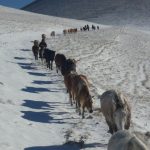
[0,7,110,149]
[0,28,111,150]
[0,6,111,150]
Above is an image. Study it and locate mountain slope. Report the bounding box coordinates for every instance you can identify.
[22,0,150,26]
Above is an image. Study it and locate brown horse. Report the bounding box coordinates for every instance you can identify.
[64,71,77,106]
[71,74,93,118]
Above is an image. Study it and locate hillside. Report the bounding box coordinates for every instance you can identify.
[22,0,150,27]
[0,5,150,150]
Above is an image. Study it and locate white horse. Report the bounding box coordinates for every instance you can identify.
[100,90,131,134]
[108,130,148,150]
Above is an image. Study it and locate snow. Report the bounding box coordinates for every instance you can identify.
[0,5,150,150]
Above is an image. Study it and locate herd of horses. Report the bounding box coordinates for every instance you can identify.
[50,24,99,36]
[31,34,149,150]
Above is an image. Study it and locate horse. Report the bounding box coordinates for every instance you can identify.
[61,59,77,76]
[63,29,67,35]
[73,75,93,118]
[39,39,47,63]
[51,31,55,37]
[92,25,96,30]
[100,90,131,134]
[108,130,148,150]
[32,40,39,60]
[43,48,55,70]
[55,53,67,73]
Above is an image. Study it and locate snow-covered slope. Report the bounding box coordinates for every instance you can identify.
[0,5,150,150]
[0,5,98,35]
[22,0,150,27]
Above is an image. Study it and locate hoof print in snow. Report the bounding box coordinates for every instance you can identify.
[64,129,73,142]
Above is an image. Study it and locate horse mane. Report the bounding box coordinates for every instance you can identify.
[115,90,127,109]
[115,90,131,129]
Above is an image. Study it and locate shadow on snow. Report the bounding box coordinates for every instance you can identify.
[14,57,27,60]
[21,110,75,124]
[20,49,31,52]
[24,142,107,150]
[21,99,76,124]
[24,144,80,150]
[32,80,61,85]
[28,72,48,77]
[21,111,53,123]
[22,100,53,110]
[21,86,51,93]
[22,100,70,112]
[21,86,63,93]
[18,62,36,70]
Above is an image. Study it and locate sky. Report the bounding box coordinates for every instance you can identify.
[0,0,35,8]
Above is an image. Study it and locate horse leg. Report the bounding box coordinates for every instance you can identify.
[47,60,50,69]
[50,61,52,70]
[56,66,58,73]
[46,60,48,68]
[69,91,73,106]
[77,99,81,115]
[46,59,48,66]
[72,91,75,104]
[51,61,53,70]
[49,61,51,69]
[81,106,85,119]
[36,56,38,60]
[41,57,43,64]
[35,54,38,60]
[75,95,78,109]
[106,119,114,134]
[56,64,59,73]
[41,56,43,65]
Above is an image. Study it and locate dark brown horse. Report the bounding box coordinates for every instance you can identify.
[55,53,67,73]
[39,39,47,63]
[32,40,39,60]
